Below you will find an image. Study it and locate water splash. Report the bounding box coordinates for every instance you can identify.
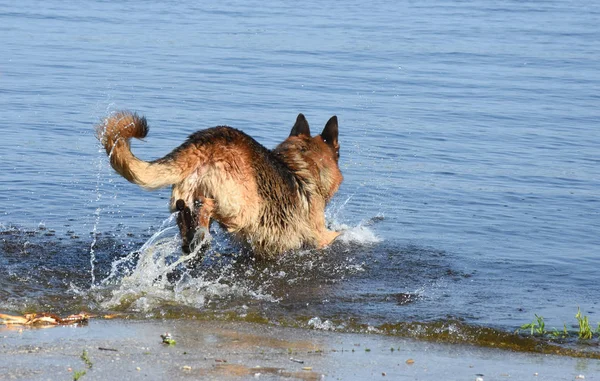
[89,156,104,286]
[86,190,375,311]
[89,113,118,287]
[335,223,382,245]
[90,109,122,288]
[327,195,383,245]
[307,316,337,331]
[90,204,378,315]
[95,214,277,314]
[332,214,383,245]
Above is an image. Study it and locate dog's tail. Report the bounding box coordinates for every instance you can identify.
[96,111,185,190]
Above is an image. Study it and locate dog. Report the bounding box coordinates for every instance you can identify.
[96,111,343,259]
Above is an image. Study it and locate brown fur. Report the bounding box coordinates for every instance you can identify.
[96,111,343,259]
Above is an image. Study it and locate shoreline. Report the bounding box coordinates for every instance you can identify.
[1,319,598,380]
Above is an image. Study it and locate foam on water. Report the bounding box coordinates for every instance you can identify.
[327,196,383,245]
[335,223,382,245]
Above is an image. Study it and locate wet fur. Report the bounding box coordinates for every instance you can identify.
[96,111,343,259]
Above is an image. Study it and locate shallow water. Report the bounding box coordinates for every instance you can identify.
[1,0,599,356]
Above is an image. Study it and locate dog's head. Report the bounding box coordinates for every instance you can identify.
[277,114,343,201]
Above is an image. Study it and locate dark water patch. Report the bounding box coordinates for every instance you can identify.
[0,225,147,313]
[0,222,462,320]
[2,223,599,359]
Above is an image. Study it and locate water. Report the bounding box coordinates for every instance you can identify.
[1,0,599,356]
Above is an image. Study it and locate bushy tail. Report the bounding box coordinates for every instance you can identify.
[96,111,184,190]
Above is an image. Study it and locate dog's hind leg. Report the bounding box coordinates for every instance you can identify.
[191,196,215,247]
[176,199,197,254]
[196,197,215,232]
[177,196,215,256]
[182,198,215,275]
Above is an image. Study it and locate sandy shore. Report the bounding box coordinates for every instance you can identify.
[0,319,598,380]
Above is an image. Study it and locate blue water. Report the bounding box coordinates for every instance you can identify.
[1,0,599,353]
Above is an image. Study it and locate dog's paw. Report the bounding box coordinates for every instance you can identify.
[175,199,186,211]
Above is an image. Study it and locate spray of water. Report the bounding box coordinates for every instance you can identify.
[88,156,105,286]
[95,213,272,313]
[89,110,112,287]
[88,192,380,315]
[327,196,382,244]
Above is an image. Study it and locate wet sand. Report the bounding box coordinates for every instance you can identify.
[0,319,598,380]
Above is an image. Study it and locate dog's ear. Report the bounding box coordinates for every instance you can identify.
[320,115,338,147]
[289,113,311,137]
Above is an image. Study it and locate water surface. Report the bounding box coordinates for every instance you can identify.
[1,0,599,356]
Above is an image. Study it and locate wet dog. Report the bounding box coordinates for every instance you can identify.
[96,112,343,259]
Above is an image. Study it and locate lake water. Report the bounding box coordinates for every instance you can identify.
[1,0,599,357]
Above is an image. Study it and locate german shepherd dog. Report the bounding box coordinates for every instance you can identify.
[96,112,343,259]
